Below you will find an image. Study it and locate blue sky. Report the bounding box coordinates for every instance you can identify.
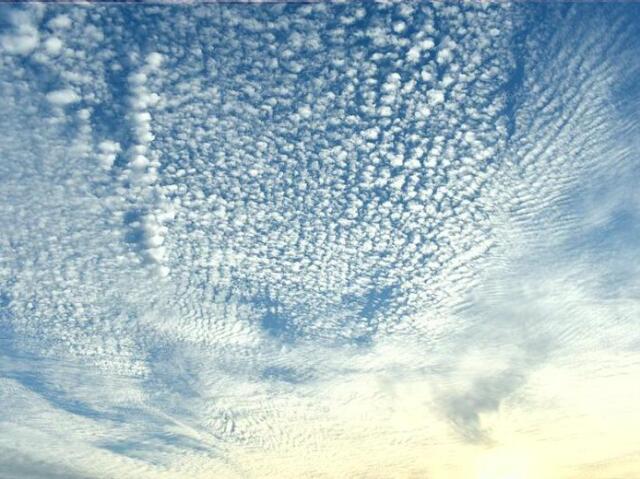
[1,2,639,478]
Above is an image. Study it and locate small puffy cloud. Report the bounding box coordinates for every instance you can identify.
[130,92,159,110]
[99,140,120,154]
[48,14,72,30]
[392,21,406,33]
[98,140,121,169]
[146,52,164,69]
[363,127,379,141]
[389,153,404,167]
[390,175,405,190]
[405,158,421,169]
[78,109,91,120]
[415,104,431,119]
[146,245,167,263]
[1,26,39,55]
[379,105,393,117]
[44,37,63,56]
[128,72,147,85]
[427,89,445,106]
[131,155,150,170]
[1,10,41,55]
[133,111,152,125]
[298,105,312,119]
[421,38,435,50]
[46,89,81,105]
[382,72,402,93]
[420,69,434,82]
[407,45,422,62]
[157,265,171,278]
[436,48,453,65]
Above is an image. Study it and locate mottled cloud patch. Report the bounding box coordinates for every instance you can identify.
[1,2,640,478]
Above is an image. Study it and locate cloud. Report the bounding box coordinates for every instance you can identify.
[1,2,639,478]
[443,369,526,444]
[437,331,552,445]
[47,14,72,30]
[43,36,63,56]
[1,28,39,55]
[0,453,92,479]
[145,52,163,70]
[1,10,40,56]
[46,88,80,105]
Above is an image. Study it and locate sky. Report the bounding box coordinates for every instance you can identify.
[0,1,639,478]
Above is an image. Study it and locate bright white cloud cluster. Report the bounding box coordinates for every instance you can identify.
[46,88,80,105]
[0,9,40,55]
[119,52,174,278]
[1,2,640,478]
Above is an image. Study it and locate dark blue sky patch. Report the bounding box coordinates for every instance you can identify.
[255,296,300,344]
[6,370,119,422]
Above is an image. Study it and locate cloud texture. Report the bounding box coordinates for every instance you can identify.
[1,2,639,478]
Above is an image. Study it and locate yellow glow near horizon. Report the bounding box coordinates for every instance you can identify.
[475,446,532,479]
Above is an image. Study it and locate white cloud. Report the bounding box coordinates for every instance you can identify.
[407,45,422,62]
[363,127,379,140]
[48,14,72,30]
[46,88,80,105]
[390,175,405,190]
[43,37,63,56]
[1,27,39,55]
[98,140,121,169]
[298,105,312,118]
[146,52,164,69]
[427,89,445,105]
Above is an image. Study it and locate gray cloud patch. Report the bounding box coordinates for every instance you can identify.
[0,452,93,479]
[443,367,527,445]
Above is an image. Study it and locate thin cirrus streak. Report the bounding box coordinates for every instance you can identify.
[0,2,639,478]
